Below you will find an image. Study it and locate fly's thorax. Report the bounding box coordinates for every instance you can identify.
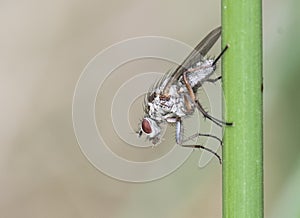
[148,85,194,120]
[147,93,171,121]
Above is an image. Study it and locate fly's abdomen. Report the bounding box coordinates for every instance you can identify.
[186,59,215,89]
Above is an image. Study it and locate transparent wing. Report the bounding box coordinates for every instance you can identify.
[163,26,221,94]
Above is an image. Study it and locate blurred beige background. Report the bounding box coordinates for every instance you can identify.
[1,0,300,217]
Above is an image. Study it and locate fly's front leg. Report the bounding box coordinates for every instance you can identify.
[175,118,222,164]
[175,118,184,144]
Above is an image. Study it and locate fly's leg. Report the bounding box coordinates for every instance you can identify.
[181,71,196,113]
[206,45,228,83]
[183,71,196,101]
[199,45,232,125]
[182,144,222,164]
[176,118,222,145]
[175,118,222,164]
[182,71,233,127]
[206,76,222,83]
[195,100,233,127]
[212,44,229,66]
[182,132,223,145]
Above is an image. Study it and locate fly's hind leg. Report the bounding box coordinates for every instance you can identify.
[183,71,196,101]
[195,99,233,127]
[182,71,233,127]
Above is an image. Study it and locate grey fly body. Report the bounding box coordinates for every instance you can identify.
[138,27,232,163]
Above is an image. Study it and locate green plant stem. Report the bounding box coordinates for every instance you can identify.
[221,0,263,217]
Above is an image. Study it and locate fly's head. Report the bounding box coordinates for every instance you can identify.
[138,117,161,145]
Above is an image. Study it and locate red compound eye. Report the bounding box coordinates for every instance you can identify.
[142,118,152,134]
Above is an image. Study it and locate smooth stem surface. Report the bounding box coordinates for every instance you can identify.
[222,0,263,217]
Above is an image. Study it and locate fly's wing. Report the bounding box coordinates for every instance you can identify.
[162,26,221,94]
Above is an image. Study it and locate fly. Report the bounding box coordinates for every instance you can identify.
[137,26,232,163]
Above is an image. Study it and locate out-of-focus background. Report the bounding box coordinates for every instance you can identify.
[1,0,300,217]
